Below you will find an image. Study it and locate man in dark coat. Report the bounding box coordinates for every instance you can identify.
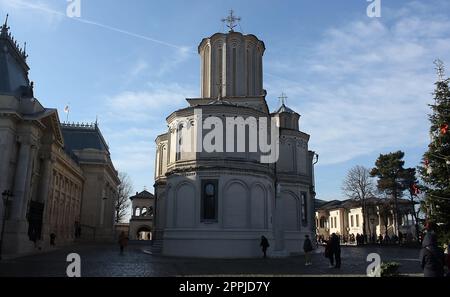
[303,235,313,266]
[260,236,270,258]
[420,232,445,277]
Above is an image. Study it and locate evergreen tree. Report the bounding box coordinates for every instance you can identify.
[370,151,413,237]
[418,60,450,244]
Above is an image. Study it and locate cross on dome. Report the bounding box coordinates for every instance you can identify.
[221,10,241,32]
[278,92,288,106]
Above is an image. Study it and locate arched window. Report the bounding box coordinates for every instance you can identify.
[135,208,141,217]
[301,192,308,226]
[176,124,183,161]
[141,207,147,216]
[201,180,218,222]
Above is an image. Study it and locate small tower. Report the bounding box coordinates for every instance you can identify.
[272,93,300,130]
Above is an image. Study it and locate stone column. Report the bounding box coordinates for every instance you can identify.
[99,188,106,226]
[11,140,33,220]
[38,155,54,204]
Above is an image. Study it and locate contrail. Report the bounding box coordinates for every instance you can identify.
[5,0,192,51]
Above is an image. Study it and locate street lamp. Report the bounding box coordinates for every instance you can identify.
[0,190,14,261]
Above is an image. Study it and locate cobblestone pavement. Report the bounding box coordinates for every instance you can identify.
[0,242,423,277]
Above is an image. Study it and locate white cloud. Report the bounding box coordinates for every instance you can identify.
[104,82,197,122]
[101,82,196,193]
[0,0,65,27]
[266,0,450,166]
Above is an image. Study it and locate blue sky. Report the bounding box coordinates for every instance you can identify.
[1,0,450,201]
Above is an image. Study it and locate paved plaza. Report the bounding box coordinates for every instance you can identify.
[0,242,423,277]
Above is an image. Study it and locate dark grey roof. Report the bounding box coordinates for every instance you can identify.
[274,103,295,114]
[0,20,30,96]
[314,199,328,209]
[61,123,109,153]
[316,197,415,211]
[130,190,154,200]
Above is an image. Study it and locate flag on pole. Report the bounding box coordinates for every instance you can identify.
[64,104,70,122]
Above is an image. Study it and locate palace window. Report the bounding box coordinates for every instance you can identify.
[356,214,360,227]
[319,216,326,228]
[201,180,218,222]
[351,215,354,227]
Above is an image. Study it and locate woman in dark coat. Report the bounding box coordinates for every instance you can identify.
[260,236,270,258]
[420,232,445,277]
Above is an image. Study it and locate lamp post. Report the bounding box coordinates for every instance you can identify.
[0,190,14,261]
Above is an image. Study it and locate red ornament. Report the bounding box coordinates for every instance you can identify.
[440,123,449,135]
[411,184,420,196]
[424,159,429,168]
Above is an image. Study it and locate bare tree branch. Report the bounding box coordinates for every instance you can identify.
[115,172,133,223]
[342,165,376,241]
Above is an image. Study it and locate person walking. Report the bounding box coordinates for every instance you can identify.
[303,235,313,266]
[118,231,129,255]
[50,233,56,246]
[331,233,341,269]
[420,232,445,277]
[325,237,334,268]
[260,236,270,258]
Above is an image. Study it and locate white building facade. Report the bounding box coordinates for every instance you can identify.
[153,22,317,258]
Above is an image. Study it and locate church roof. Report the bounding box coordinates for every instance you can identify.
[130,190,154,200]
[61,123,109,153]
[274,103,296,114]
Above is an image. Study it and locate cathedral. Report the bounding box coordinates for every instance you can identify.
[153,14,317,258]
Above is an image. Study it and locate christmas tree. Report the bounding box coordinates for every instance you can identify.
[419,59,450,244]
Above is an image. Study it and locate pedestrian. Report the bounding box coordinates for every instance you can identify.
[50,233,56,246]
[378,234,383,245]
[303,235,313,266]
[331,233,341,268]
[260,236,270,258]
[420,232,445,277]
[118,231,129,254]
[324,239,333,267]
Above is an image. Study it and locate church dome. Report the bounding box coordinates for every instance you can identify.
[198,30,265,99]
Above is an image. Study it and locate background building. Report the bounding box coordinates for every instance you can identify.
[0,20,119,258]
[315,198,417,243]
[128,190,154,240]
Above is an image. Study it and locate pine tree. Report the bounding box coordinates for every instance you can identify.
[418,59,450,244]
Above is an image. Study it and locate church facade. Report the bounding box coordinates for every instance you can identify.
[153,21,317,258]
[0,19,119,258]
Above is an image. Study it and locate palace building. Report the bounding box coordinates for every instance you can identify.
[153,13,317,258]
[0,17,119,258]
